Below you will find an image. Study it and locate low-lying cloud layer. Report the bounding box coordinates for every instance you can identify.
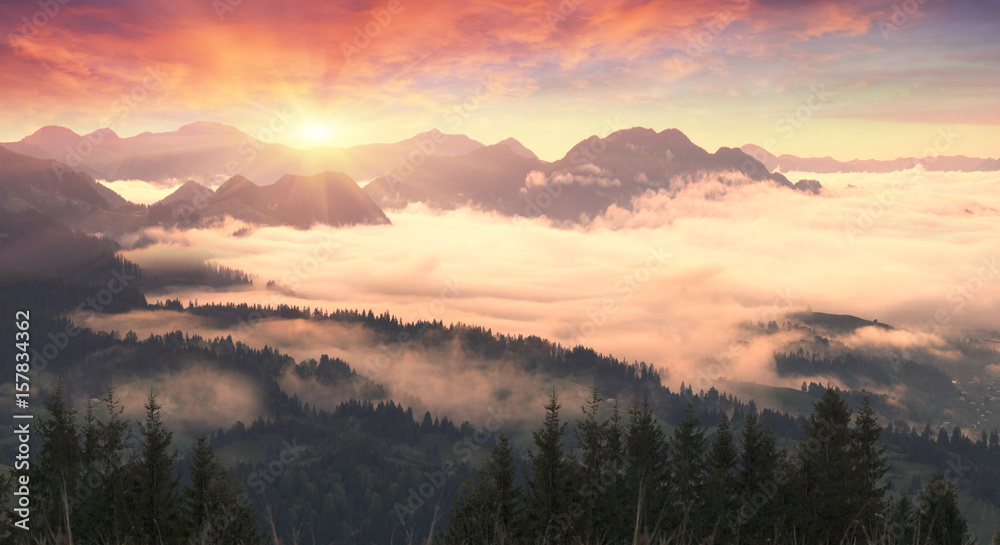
[82,168,999,419]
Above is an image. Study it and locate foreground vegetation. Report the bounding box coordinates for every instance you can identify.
[443,388,985,545]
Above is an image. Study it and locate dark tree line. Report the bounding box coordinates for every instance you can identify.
[443,388,978,545]
[0,381,266,544]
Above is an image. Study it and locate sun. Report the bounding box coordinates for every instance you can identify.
[297,121,337,146]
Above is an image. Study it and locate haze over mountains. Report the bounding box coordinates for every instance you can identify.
[365,127,824,221]
[6,121,999,232]
[1,122,514,185]
[742,143,1000,173]
[1,122,843,230]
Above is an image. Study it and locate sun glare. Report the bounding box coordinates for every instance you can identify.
[298,121,336,146]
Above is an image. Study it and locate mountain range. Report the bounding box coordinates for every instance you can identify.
[0,122,523,185]
[365,127,823,221]
[148,172,390,228]
[2,123,834,231]
[742,143,1000,173]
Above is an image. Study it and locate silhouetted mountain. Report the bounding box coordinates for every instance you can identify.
[0,146,123,212]
[149,172,390,228]
[158,180,215,206]
[1,123,487,185]
[495,137,538,159]
[742,144,1000,173]
[364,142,545,212]
[367,127,821,221]
[787,311,893,334]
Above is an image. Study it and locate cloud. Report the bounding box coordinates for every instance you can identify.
[523,164,621,189]
[113,365,266,433]
[3,0,998,161]
[68,169,997,409]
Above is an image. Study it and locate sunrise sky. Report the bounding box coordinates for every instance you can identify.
[2,0,998,161]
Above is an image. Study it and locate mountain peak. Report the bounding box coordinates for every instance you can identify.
[83,128,120,141]
[495,137,538,160]
[215,175,259,198]
[176,121,246,136]
[20,126,82,149]
[403,129,484,157]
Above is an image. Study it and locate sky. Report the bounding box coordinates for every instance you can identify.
[2,0,999,161]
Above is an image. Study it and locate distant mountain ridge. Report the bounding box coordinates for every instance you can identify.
[2,123,827,228]
[0,124,527,186]
[366,126,823,221]
[0,146,390,232]
[148,171,391,228]
[742,144,1000,173]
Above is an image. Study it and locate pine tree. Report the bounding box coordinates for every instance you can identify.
[918,470,971,545]
[74,400,103,538]
[667,402,707,539]
[888,491,916,544]
[793,387,856,543]
[33,376,82,535]
[135,390,183,542]
[736,409,782,544]
[185,434,263,544]
[525,390,576,544]
[624,397,668,538]
[850,395,890,536]
[99,385,136,541]
[574,384,612,541]
[599,400,629,543]
[702,412,739,542]
[443,434,522,544]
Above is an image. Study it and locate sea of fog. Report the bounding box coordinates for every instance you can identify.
[87,169,1000,420]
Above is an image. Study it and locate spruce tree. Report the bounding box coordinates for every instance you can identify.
[574,384,611,542]
[525,390,575,544]
[624,398,668,538]
[667,401,707,539]
[736,409,781,544]
[599,400,629,543]
[888,491,916,544]
[918,470,972,545]
[850,395,890,536]
[794,387,856,543]
[443,434,522,544]
[702,412,739,542]
[99,385,136,541]
[184,434,263,544]
[33,376,82,535]
[135,390,183,543]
